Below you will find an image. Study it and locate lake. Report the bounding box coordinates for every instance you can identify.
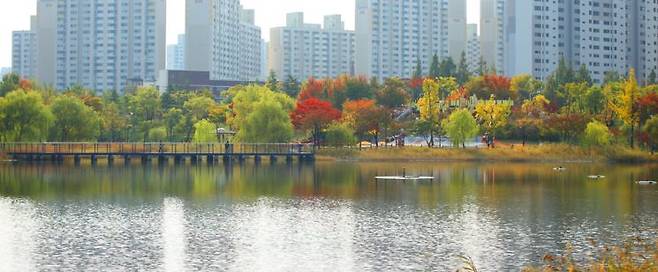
[0,161,656,271]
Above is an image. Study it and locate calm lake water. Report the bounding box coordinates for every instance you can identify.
[0,161,657,271]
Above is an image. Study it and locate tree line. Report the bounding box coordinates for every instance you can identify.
[1,56,657,152]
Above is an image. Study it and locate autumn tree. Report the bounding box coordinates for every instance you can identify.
[642,116,658,153]
[343,99,389,147]
[444,109,479,148]
[612,69,641,147]
[376,77,410,109]
[510,74,542,101]
[515,95,550,145]
[417,79,441,147]
[291,98,341,147]
[475,95,512,137]
[345,76,374,100]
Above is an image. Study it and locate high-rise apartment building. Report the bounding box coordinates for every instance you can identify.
[269,13,355,80]
[480,0,504,74]
[12,16,38,79]
[355,0,467,80]
[490,0,658,84]
[185,0,261,81]
[466,24,481,74]
[167,34,186,70]
[35,0,166,92]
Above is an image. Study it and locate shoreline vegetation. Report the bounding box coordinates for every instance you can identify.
[316,144,658,163]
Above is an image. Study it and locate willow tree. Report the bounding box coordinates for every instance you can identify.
[444,109,479,148]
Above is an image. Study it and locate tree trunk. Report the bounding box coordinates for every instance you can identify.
[630,124,635,148]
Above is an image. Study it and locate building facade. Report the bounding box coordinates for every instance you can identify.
[355,0,467,80]
[35,0,166,92]
[269,13,355,81]
[466,24,481,74]
[12,16,38,79]
[167,34,186,70]
[185,0,261,81]
[494,0,658,84]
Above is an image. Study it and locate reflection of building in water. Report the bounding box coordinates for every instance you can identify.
[162,198,186,271]
[0,198,37,271]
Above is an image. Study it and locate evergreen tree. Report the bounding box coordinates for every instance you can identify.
[603,71,622,84]
[429,54,440,79]
[648,69,657,85]
[265,70,280,92]
[282,75,300,98]
[413,58,423,78]
[575,64,592,85]
[456,51,472,85]
[438,57,456,78]
[478,58,488,76]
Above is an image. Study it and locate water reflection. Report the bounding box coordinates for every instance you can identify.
[0,162,656,271]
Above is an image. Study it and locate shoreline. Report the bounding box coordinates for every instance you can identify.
[316,144,658,164]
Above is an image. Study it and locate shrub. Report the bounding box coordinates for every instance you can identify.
[582,121,611,147]
[325,123,357,147]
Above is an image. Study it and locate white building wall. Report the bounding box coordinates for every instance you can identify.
[355,0,467,80]
[12,30,37,79]
[35,0,166,92]
[167,34,186,70]
[466,24,480,73]
[269,13,354,81]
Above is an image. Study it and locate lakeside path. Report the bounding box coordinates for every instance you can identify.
[317,144,658,163]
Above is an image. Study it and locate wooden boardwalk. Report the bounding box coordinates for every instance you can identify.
[0,142,315,164]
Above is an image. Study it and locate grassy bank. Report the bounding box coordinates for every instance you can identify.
[316,144,658,163]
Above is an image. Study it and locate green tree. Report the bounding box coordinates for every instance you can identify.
[164,108,184,141]
[325,123,357,148]
[648,70,657,85]
[0,73,21,97]
[413,58,423,78]
[575,64,592,85]
[193,119,217,143]
[443,109,479,148]
[240,100,294,143]
[345,77,374,100]
[603,71,622,85]
[510,74,542,101]
[127,87,161,141]
[229,85,294,139]
[438,57,456,78]
[582,121,611,148]
[376,77,410,108]
[456,51,471,85]
[184,95,216,120]
[429,54,440,79]
[643,115,658,153]
[283,75,301,98]
[0,90,52,141]
[49,95,101,141]
[100,102,128,142]
[148,126,167,142]
[266,70,280,92]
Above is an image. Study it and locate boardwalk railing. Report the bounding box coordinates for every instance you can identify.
[0,142,314,157]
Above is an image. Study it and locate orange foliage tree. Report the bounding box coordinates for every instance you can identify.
[291,98,342,146]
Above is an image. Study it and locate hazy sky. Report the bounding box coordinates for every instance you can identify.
[0,0,480,68]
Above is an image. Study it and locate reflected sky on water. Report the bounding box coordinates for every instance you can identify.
[0,162,657,271]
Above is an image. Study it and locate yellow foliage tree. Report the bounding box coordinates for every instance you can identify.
[475,95,512,136]
[417,78,458,146]
[612,69,641,147]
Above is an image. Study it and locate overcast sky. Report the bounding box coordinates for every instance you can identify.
[0,0,480,68]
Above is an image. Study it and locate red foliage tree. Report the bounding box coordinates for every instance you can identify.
[291,98,342,146]
[638,92,658,123]
[298,77,325,101]
[19,79,33,90]
[483,75,513,99]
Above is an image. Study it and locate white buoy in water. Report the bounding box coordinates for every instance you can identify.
[588,175,606,179]
[637,181,657,185]
[553,167,566,171]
